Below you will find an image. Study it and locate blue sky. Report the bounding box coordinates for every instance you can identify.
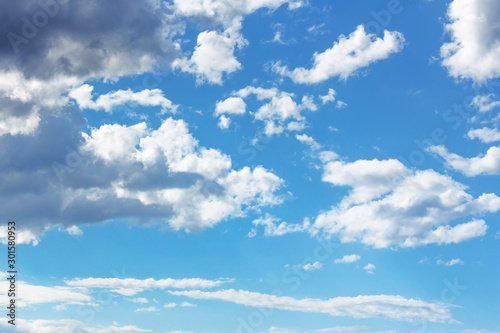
[1,0,500,332]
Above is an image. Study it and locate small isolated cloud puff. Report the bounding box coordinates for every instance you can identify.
[363,263,376,274]
[437,258,464,266]
[296,134,322,151]
[273,25,404,83]
[441,0,500,82]
[301,261,323,271]
[333,254,361,264]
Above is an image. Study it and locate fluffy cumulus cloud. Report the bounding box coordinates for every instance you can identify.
[0,318,151,333]
[172,29,245,85]
[312,156,500,248]
[441,0,500,82]
[168,289,454,323]
[171,0,302,84]
[468,127,500,143]
[215,86,317,135]
[273,25,404,83]
[0,113,284,243]
[428,145,500,176]
[171,0,302,27]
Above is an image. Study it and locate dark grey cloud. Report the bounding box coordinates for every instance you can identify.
[0,0,179,79]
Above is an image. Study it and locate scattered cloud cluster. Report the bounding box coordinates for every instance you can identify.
[215,86,318,135]
[333,254,361,264]
[312,156,500,248]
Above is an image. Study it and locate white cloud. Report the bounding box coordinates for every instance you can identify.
[273,25,404,84]
[363,264,376,274]
[131,297,149,304]
[296,134,322,150]
[320,89,337,104]
[0,278,91,308]
[333,254,361,264]
[172,0,302,27]
[248,214,309,237]
[468,127,500,143]
[437,258,464,266]
[428,145,500,176]
[65,225,83,236]
[0,318,151,333]
[65,276,233,296]
[222,86,313,136]
[0,107,40,136]
[470,94,500,112]
[135,306,160,312]
[441,0,500,82]
[168,289,454,323]
[263,327,369,333]
[218,115,231,129]
[0,0,179,137]
[181,301,196,307]
[173,29,244,85]
[52,304,67,311]
[215,97,247,115]
[164,302,178,308]
[215,96,246,128]
[0,115,285,242]
[336,101,348,108]
[301,261,323,271]
[69,85,176,113]
[312,157,500,248]
[322,158,410,204]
